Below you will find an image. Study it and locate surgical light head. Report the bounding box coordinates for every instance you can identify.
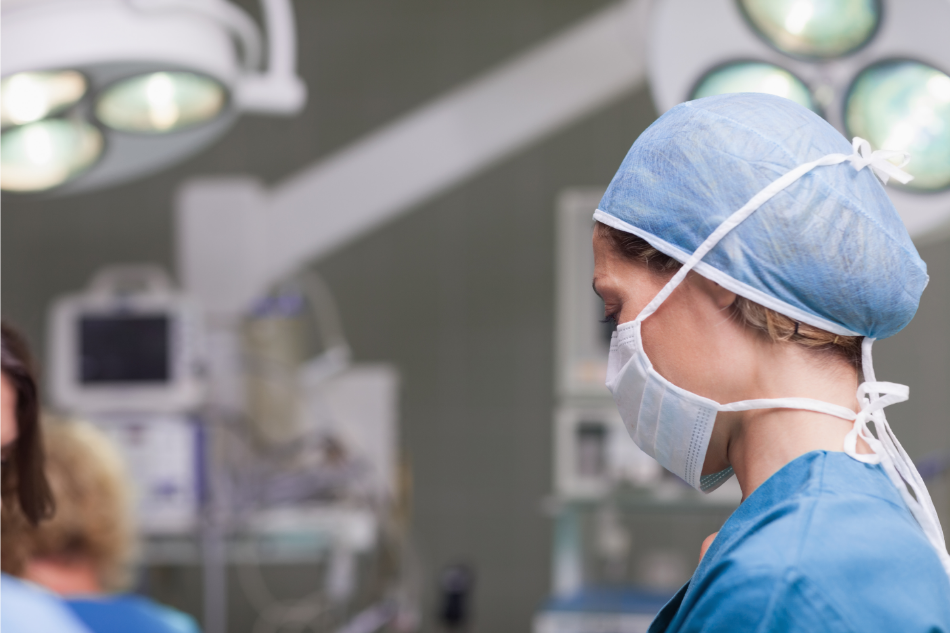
[738,0,882,59]
[846,60,950,192]
[0,0,306,194]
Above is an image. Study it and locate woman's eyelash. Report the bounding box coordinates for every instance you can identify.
[600,314,618,325]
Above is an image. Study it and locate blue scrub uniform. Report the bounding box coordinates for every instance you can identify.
[650,451,950,633]
[0,574,91,633]
[66,594,200,633]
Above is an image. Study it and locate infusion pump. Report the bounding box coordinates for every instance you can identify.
[48,265,205,414]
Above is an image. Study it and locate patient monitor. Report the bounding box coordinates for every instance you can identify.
[48,266,205,533]
[48,265,205,414]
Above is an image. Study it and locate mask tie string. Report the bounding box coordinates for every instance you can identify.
[850,338,950,576]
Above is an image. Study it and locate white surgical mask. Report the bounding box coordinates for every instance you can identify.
[601,138,950,576]
[606,319,858,493]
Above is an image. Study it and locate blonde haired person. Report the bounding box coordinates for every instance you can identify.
[13,419,200,633]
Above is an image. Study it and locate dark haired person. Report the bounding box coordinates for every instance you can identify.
[1,322,54,529]
[1,320,90,633]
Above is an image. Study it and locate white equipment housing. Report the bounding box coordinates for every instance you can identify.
[94,413,201,534]
[48,265,205,414]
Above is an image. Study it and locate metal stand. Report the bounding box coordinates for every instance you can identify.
[201,418,228,633]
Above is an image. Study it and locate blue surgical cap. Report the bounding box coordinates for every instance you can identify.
[596,93,928,340]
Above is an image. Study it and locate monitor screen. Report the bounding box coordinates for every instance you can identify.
[79,314,170,384]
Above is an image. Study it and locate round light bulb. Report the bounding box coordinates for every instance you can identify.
[738,0,880,59]
[1,119,103,192]
[95,71,226,134]
[0,71,87,128]
[845,61,950,192]
[692,61,818,112]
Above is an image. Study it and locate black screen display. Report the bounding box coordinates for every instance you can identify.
[79,315,170,384]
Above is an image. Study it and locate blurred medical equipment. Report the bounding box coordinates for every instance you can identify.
[47,266,416,633]
[242,275,352,448]
[650,0,950,238]
[534,588,672,633]
[555,407,662,499]
[554,197,662,498]
[0,0,306,193]
[49,266,205,414]
[437,565,474,632]
[48,266,205,533]
[167,6,646,622]
[207,286,411,633]
[539,189,742,632]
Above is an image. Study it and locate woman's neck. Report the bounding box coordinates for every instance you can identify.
[23,557,103,596]
[728,408,864,500]
[726,344,865,501]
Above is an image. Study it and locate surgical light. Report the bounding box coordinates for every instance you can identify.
[650,0,950,238]
[846,61,950,191]
[96,71,226,133]
[0,71,87,128]
[691,61,818,112]
[0,119,103,192]
[2,0,306,194]
[738,0,881,59]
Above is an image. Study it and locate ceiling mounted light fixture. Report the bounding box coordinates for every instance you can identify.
[738,0,881,59]
[1,0,307,194]
[846,60,950,191]
[691,61,818,112]
[649,0,950,239]
[96,71,227,133]
[0,118,103,191]
[0,70,87,127]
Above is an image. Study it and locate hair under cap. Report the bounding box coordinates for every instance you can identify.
[596,92,928,340]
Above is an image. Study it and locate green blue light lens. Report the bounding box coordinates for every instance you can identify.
[692,62,818,112]
[739,0,880,59]
[845,61,950,192]
[0,71,87,128]
[0,119,103,191]
[96,71,226,133]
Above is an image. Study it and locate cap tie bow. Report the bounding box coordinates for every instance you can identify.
[847,137,914,185]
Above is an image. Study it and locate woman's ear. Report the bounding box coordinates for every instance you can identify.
[690,273,737,310]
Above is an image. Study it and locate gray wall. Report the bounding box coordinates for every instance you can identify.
[876,241,950,461]
[3,2,949,632]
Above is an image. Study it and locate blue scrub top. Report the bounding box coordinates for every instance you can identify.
[650,451,950,633]
[65,594,200,633]
[0,574,91,633]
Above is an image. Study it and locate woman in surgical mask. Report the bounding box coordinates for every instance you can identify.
[593,93,950,632]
